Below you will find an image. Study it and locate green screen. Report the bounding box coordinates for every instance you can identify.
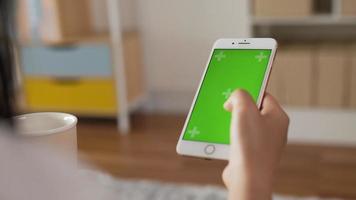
[183,49,271,144]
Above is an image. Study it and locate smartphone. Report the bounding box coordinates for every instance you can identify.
[176,38,277,160]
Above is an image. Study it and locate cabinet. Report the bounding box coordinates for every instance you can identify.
[341,0,356,16]
[254,0,313,17]
[253,0,356,109]
[17,0,145,133]
[268,44,314,107]
[350,45,356,108]
[251,0,356,147]
[315,44,348,108]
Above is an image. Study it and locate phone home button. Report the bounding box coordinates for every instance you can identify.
[204,145,216,155]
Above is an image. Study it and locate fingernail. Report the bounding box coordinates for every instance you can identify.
[224,99,232,111]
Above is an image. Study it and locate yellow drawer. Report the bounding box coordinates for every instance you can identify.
[24,77,118,115]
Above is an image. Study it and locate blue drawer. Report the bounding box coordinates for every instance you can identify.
[21,45,112,77]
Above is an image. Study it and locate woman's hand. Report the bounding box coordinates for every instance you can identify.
[222,90,289,200]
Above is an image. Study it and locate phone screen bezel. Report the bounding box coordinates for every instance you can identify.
[176,38,278,160]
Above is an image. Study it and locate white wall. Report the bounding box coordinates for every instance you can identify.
[90,0,251,112]
[89,0,138,32]
[136,0,251,112]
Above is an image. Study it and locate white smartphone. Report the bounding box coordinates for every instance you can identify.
[176,38,277,160]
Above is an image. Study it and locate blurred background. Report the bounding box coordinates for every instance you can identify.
[13,0,356,199]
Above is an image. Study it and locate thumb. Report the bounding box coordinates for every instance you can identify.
[224,89,258,114]
[224,90,258,149]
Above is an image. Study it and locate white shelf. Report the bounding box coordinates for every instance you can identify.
[253,15,356,26]
[286,107,356,147]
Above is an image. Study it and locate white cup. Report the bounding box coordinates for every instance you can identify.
[14,112,78,160]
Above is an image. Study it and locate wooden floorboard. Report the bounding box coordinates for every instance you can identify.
[77,114,356,199]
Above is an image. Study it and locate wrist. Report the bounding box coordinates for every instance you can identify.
[228,167,274,200]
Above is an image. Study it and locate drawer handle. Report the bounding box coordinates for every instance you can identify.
[52,78,81,85]
[48,45,79,51]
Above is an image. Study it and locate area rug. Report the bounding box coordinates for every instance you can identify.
[81,170,341,200]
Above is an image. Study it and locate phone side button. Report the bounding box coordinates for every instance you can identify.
[204,145,216,155]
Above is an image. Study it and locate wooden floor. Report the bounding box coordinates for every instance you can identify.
[77,114,356,200]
